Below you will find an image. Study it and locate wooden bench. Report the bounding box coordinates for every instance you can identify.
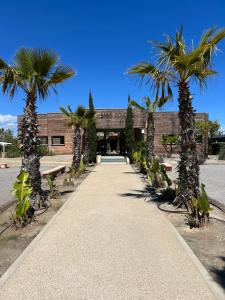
[160,163,172,172]
[0,163,8,169]
[42,165,66,178]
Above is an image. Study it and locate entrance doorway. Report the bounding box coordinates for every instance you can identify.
[97,131,125,156]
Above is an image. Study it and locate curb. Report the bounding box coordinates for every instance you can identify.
[165,214,225,300]
[209,197,225,213]
[0,167,93,290]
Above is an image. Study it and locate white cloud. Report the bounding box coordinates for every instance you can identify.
[0,115,17,130]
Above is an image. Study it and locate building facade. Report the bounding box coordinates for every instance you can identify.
[32,109,208,155]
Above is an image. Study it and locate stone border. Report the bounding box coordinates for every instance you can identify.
[0,167,93,289]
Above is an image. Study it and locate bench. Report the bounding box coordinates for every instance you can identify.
[160,163,172,172]
[0,163,8,169]
[42,165,66,178]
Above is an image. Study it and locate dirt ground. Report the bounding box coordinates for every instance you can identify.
[0,167,93,278]
[163,202,225,291]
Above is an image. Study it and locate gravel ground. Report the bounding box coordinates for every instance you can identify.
[165,158,225,206]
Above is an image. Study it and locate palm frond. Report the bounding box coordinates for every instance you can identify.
[129,100,145,111]
[31,49,58,76]
[50,65,75,84]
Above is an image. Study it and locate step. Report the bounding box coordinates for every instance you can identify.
[101,156,127,164]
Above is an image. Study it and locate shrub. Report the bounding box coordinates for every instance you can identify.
[188,183,212,227]
[147,157,172,188]
[47,175,59,198]
[38,145,55,157]
[160,134,178,157]
[6,141,21,158]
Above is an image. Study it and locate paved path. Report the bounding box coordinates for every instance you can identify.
[0,164,216,299]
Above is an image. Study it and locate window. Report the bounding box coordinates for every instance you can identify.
[51,136,65,145]
[39,136,48,145]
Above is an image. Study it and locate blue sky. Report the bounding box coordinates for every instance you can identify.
[0,0,225,132]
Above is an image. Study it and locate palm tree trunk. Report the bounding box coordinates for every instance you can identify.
[72,127,81,169]
[19,92,43,205]
[146,112,155,167]
[176,81,200,206]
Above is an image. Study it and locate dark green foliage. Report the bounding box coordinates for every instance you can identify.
[38,145,54,157]
[160,135,178,157]
[0,128,14,143]
[218,143,225,160]
[6,140,21,158]
[125,97,136,162]
[0,128,20,158]
[132,141,147,173]
[87,92,97,162]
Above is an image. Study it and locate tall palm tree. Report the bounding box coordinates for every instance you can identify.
[60,105,88,170]
[152,27,225,214]
[129,96,170,166]
[0,48,74,204]
[128,64,172,166]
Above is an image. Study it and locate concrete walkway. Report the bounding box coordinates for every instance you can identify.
[0,164,217,299]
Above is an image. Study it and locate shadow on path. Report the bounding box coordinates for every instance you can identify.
[210,256,225,291]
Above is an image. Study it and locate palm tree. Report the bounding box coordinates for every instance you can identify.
[128,64,172,166]
[129,96,169,166]
[152,27,225,216]
[0,48,74,204]
[60,105,88,170]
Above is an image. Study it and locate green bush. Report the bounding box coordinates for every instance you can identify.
[38,145,55,157]
[147,157,172,188]
[6,141,21,158]
[160,134,178,157]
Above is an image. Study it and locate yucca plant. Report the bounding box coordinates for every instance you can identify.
[188,183,212,227]
[47,175,58,199]
[147,157,172,188]
[11,171,33,227]
[0,48,74,205]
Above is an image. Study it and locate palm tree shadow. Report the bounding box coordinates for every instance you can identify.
[210,256,225,291]
[119,185,159,202]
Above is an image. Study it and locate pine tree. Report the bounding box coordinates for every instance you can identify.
[88,92,97,162]
[125,96,136,162]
